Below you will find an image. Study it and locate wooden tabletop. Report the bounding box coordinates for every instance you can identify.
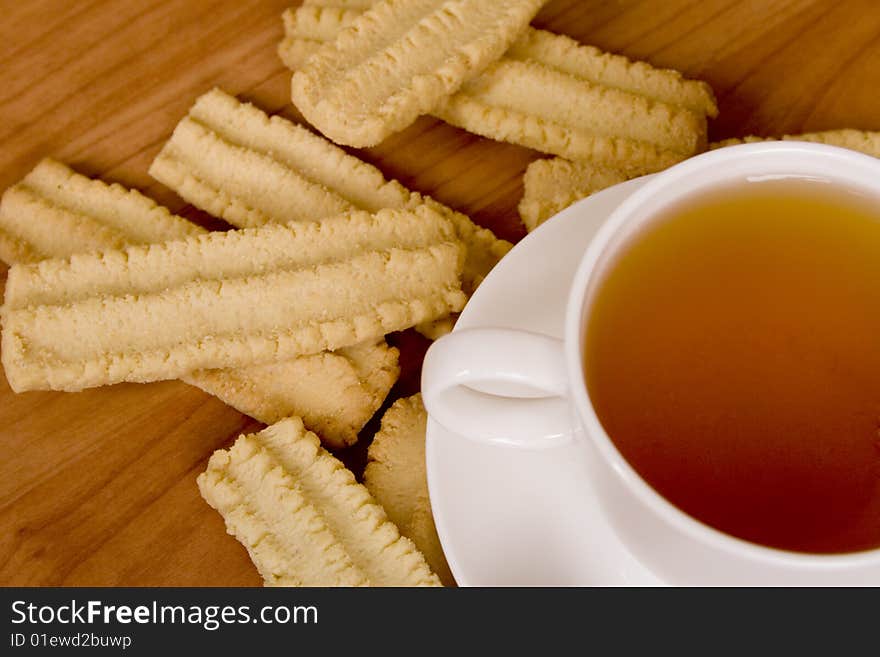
[1,0,878,586]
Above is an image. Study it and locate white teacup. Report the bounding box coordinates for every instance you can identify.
[422,142,880,585]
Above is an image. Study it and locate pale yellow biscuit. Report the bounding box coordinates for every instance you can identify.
[364,394,454,586]
[278,6,350,69]
[150,89,511,320]
[2,206,465,392]
[277,37,323,69]
[438,89,690,169]
[185,340,398,450]
[520,129,880,236]
[506,28,718,118]
[281,5,717,120]
[519,157,668,232]
[278,5,358,69]
[198,417,442,586]
[289,0,547,147]
[150,89,412,226]
[710,129,880,157]
[435,59,704,166]
[0,226,43,265]
[283,4,363,42]
[280,7,713,166]
[412,315,456,340]
[340,339,400,403]
[0,159,399,448]
[0,159,200,264]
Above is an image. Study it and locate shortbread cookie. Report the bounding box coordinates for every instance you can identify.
[505,28,717,118]
[435,60,703,166]
[280,5,714,166]
[0,159,398,447]
[278,3,364,69]
[710,129,880,157]
[188,339,398,449]
[519,157,665,231]
[279,9,338,69]
[283,4,363,43]
[364,394,454,586]
[150,88,510,299]
[277,1,380,69]
[0,227,43,266]
[0,158,200,264]
[2,206,465,392]
[282,3,717,119]
[520,128,880,237]
[150,89,509,341]
[289,0,547,147]
[198,417,442,586]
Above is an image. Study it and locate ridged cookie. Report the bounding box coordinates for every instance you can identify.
[0,158,200,264]
[435,59,703,166]
[710,129,880,157]
[2,206,465,392]
[281,3,717,119]
[150,88,510,299]
[198,417,442,586]
[505,28,717,118]
[518,129,880,236]
[187,339,398,449]
[150,88,509,342]
[0,159,398,447]
[283,4,363,43]
[364,394,454,586]
[519,157,665,231]
[280,4,714,167]
[289,0,547,147]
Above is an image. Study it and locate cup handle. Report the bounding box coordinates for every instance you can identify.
[421,328,574,449]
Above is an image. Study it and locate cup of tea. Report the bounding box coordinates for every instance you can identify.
[421,142,880,585]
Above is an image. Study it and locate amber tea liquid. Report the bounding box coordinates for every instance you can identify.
[585,178,880,554]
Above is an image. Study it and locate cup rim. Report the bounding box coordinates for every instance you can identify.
[564,141,880,568]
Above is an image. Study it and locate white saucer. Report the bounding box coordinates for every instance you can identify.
[426,176,664,586]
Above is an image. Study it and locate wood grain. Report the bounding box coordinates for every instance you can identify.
[1,0,877,586]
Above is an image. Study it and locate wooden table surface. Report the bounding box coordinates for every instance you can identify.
[1,0,878,586]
